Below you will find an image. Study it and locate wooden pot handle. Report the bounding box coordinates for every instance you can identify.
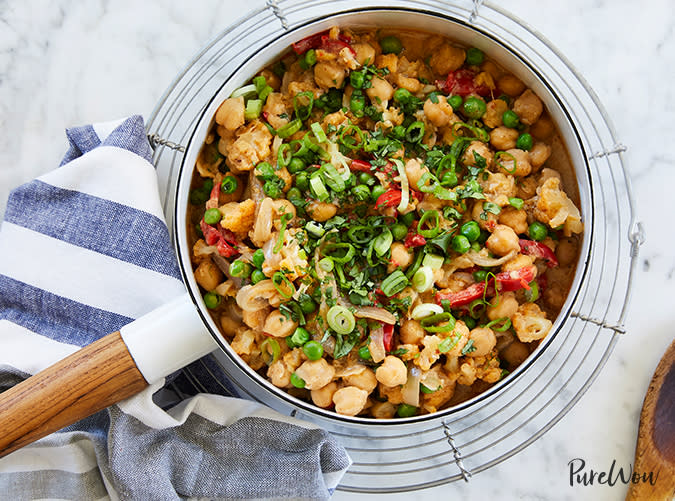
[0,293,218,458]
[0,331,148,457]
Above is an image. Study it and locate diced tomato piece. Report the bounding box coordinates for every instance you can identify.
[217,239,238,258]
[350,159,372,172]
[383,324,394,352]
[519,239,559,268]
[494,266,536,292]
[291,30,355,56]
[320,35,356,56]
[200,219,221,246]
[376,189,402,208]
[436,283,486,308]
[292,30,328,54]
[404,233,426,248]
[200,219,239,258]
[437,69,490,97]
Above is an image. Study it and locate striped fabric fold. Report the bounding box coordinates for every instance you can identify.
[0,115,350,500]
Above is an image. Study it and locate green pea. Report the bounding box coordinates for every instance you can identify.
[291,327,311,346]
[460,221,481,242]
[290,372,306,389]
[452,234,471,254]
[350,90,366,116]
[400,211,416,227]
[371,184,386,202]
[464,317,477,329]
[477,229,490,245]
[441,171,458,187]
[471,241,481,252]
[393,87,412,104]
[295,171,309,191]
[229,260,252,278]
[287,157,306,174]
[251,269,266,284]
[396,404,418,418]
[473,269,488,282]
[502,110,520,129]
[463,96,487,119]
[298,294,317,314]
[304,49,317,67]
[194,222,203,238]
[358,172,376,186]
[351,184,371,202]
[255,161,275,180]
[203,208,222,225]
[350,71,365,89]
[529,221,548,241]
[391,223,408,241]
[516,133,533,151]
[263,180,282,199]
[465,47,484,66]
[220,176,238,194]
[252,249,265,269]
[448,95,463,110]
[303,340,324,361]
[189,188,209,205]
[380,35,403,55]
[202,178,214,192]
[358,345,372,360]
[203,292,221,309]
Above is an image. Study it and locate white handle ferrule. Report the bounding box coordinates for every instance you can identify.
[120,293,218,384]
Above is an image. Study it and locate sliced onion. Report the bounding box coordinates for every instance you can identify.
[466,249,517,268]
[193,240,218,258]
[236,279,277,312]
[411,303,444,320]
[354,306,396,325]
[262,236,282,268]
[250,197,274,247]
[393,158,409,213]
[369,326,386,363]
[333,354,367,377]
[420,368,443,393]
[401,366,421,407]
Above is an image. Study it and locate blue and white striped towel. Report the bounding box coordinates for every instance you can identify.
[0,115,350,500]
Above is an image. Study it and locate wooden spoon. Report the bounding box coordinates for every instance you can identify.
[626,338,675,500]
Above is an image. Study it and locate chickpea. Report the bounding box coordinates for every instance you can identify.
[352,42,376,65]
[263,310,298,338]
[513,89,543,125]
[498,207,528,235]
[516,175,538,200]
[366,77,394,104]
[242,308,268,331]
[400,319,425,344]
[490,126,519,150]
[556,237,578,267]
[528,142,551,170]
[343,368,378,392]
[194,260,223,291]
[530,115,555,140]
[487,291,519,320]
[497,74,525,97]
[486,224,520,256]
[462,141,493,169]
[483,99,509,128]
[467,328,497,357]
[390,242,413,269]
[220,314,243,337]
[267,359,291,388]
[404,158,429,189]
[500,340,530,367]
[502,254,536,274]
[472,201,498,231]
[215,96,245,130]
[306,201,337,222]
[370,401,397,419]
[498,149,531,177]
[311,381,338,408]
[429,44,465,75]
[375,356,407,387]
[423,96,456,127]
[295,359,335,390]
[333,386,369,416]
[314,61,346,89]
[538,167,561,185]
[396,74,423,93]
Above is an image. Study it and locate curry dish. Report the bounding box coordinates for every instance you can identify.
[187,27,583,418]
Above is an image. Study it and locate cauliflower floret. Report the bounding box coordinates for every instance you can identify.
[512,303,552,342]
[462,141,493,169]
[295,359,335,390]
[479,171,517,206]
[423,96,457,127]
[226,120,272,172]
[429,44,465,75]
[314,61,346,89]
[421,367,456,414]
[262,93,290,130]
[230,329,257,356]
[215,96,245,130]
[219,199,256,236]
[534,177,583,236]
[483,99,509,128]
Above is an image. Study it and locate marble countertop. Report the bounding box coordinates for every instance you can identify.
[1,0,673,499]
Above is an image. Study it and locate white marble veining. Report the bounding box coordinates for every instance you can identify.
[1,0,674,499]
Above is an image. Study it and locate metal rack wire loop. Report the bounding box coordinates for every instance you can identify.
[146,0,640,493]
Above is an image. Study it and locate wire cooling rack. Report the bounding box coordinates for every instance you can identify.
[146,0,643,493]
